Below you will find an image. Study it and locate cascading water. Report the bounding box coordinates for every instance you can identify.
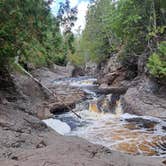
[43,77,166,157]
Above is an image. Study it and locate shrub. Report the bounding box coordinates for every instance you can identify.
[147,41,166,79]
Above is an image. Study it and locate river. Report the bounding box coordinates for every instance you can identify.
[43,77,166,157]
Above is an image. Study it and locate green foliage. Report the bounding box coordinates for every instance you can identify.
[0,0,66,68]
[67,36,85,66]
[147,41,166,78]
[57,0,77,56]
[68,53,85,66]
[80,0,113,63]
[77,0,166,78]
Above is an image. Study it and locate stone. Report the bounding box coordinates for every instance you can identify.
[36,106,53,120]
[103,54,122,74]
[66,62,75,77]
[97,86,127,95]
[36,140,47,148]
[122,77,166,118]
[99,72,119,85]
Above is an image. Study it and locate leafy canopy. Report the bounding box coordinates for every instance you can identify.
[74,0,166,79]
[0,0,66,67]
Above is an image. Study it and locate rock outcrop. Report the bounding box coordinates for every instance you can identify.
[122,77,166,118]
[96,51,166,119]
[85,62,98,76]
[0,66,85,159]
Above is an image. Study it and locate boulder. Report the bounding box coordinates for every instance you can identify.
[50,102,76,114]
[99,72,119,85]
[122,77,166,118]
[72,66,85,77]
[36,105,54,120]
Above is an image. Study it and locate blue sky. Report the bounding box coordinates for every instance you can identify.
[51,0,89,14]
[51,0,90,33]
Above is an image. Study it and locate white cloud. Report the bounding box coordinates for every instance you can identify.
[72,1,89,34]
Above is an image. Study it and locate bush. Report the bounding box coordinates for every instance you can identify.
[68,53,85,67]
[147,41,166,79]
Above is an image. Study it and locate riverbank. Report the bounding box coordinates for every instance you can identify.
[0,67,165,166]
[96,54,166,118]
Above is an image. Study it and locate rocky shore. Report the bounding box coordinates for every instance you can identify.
[0,66,165,166]
[97,55,166,118]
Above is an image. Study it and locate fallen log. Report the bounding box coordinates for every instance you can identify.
[14,58,81,119]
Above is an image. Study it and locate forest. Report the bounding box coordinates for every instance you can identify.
[0,0,77,69]
[0,1,166,166]
[0,0,165,79]
[74,0,166,79]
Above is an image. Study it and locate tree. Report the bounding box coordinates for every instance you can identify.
[77,0,166,79]
[0,0,66,68]
[147,41,166,79]
[57,0,78,55]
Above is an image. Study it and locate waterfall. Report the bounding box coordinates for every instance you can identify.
[115,100,123,117]
[89,101,101,113]
[43,77,166,157]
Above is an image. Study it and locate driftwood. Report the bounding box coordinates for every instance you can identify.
[14,59,81,119]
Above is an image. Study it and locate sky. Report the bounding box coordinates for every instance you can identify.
[51,0,90,33]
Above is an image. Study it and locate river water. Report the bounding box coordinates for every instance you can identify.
[43,77,166,157]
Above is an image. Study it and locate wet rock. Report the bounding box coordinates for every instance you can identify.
[124,118,159,130]
[162,160,166,165]
[162,126,166,131]
[50,103,76,114]
[97,86,127,95]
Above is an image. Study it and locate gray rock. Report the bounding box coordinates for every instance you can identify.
[103,54,122,74]
[85,62,98,76]
[122,77,166,118]
[66,62,75,76]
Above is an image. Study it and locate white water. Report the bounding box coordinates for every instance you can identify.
[43,77,166,156]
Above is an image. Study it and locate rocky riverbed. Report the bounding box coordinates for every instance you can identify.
[0,66,165,166]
